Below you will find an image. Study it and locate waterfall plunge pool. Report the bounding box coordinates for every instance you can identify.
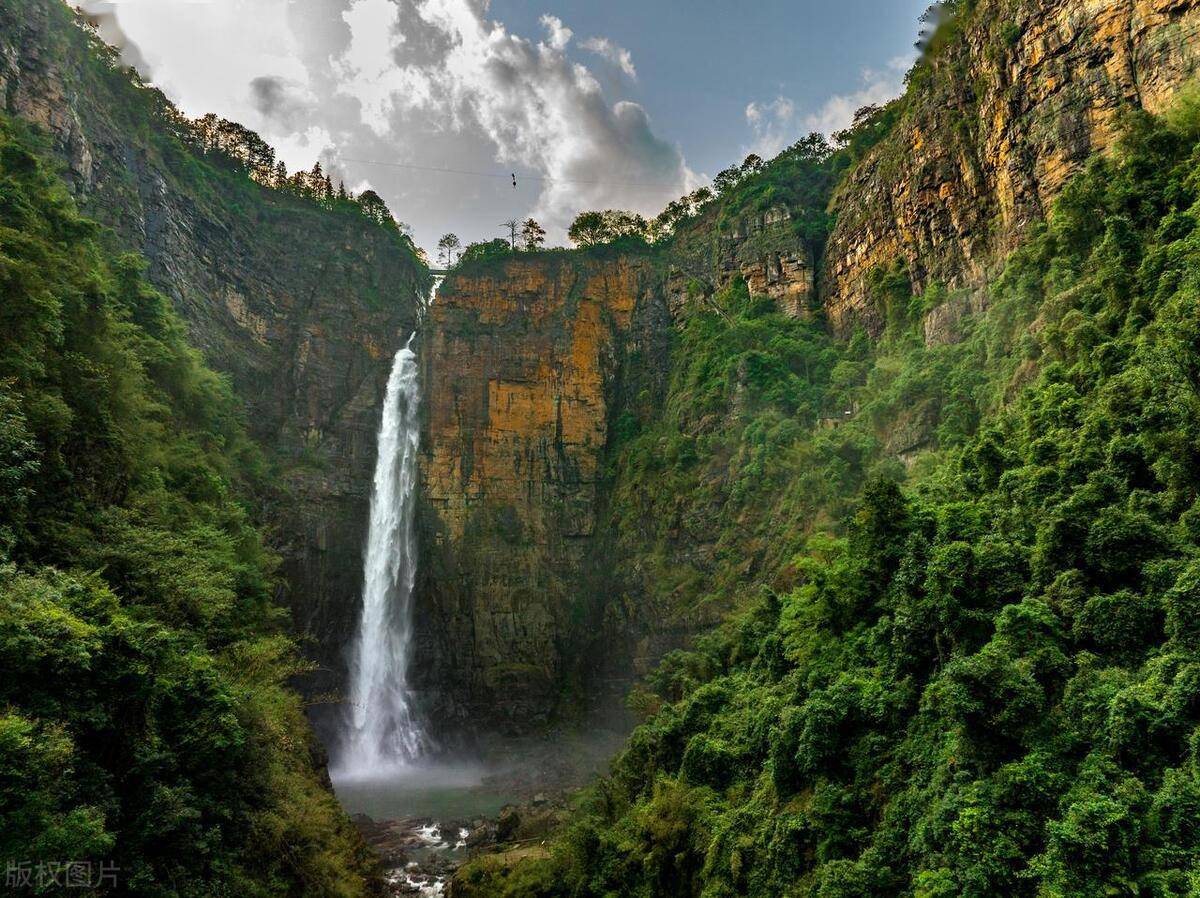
[330,727,628,822]
[327,731,628,896]
[332,759,508,821]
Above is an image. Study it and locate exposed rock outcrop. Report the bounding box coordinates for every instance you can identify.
[823,0,1200,335]
[668,204,815,320]
[416,253,669,730]
[718,206,815,318]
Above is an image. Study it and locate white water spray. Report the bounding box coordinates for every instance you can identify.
[340,333,429,775]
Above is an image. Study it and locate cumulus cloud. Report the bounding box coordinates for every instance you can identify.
[539,14,573,52]
[332,0,693,232]
[91,0,319,169]
[580,36,637,81]
[745,56,912,159]
[87,0,695,248]
[334,0,433,134]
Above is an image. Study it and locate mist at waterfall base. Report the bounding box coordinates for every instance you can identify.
[327,333,502,821]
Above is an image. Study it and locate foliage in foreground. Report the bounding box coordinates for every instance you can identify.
[0,116,377,897]
[455,99,1200,898]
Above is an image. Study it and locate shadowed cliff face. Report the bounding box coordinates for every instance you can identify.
[823,0,1200,336]
[0,0,428,686]
[416,254,670,732]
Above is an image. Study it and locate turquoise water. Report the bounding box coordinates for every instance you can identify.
[331,761,512,821]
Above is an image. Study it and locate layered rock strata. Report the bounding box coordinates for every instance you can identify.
[823,0,1200,335]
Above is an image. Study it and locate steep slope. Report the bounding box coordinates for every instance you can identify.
[824,0,1200,334]
[0,112,378,897]
[440,1,1200,894]
[454,85,1200,898]
[420,0,1200,739]
[0,0,429,682]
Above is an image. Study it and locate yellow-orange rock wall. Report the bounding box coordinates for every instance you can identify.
[823,0,1200,335]
[417,254,662,727]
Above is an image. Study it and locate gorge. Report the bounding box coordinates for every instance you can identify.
[6,0,1200,896]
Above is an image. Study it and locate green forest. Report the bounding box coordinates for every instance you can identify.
[453,90,1200,898]
[6,0,1200,895]
[0,115,377,896]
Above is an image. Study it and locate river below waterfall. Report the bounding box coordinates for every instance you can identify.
[329,729,629,896]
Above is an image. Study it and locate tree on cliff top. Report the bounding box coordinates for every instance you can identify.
[358,190,394,226]
[456,238,513,267]
[437,233,462,266]
[567,209,650,247]
[520,218,546,251]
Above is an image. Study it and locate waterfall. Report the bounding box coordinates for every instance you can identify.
[339,333,429,775]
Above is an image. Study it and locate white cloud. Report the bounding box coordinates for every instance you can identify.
[332,0,692,233]
[86,0,697,249]
[580,36,637,81]
[744,96,796,158]
[745,56,912,159]
[90,0,308,120]
[539,14,573,52]
[801,56,911,135]
[335,0,437,134]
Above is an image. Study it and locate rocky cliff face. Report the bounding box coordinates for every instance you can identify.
[415,0,1200,730]
[16,0,1200,744]
[668,204,815,321]
[823,0,1200,335]
[715,207,815,318]
[0,0,427,685]
[415,253,669,731]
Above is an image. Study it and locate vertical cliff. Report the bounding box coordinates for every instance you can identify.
[711,206,815,319]
[0,0,429,682]
[823,0,1200,335]
[416,252,669,730]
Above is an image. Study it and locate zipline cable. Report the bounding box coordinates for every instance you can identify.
[338,156,683,190]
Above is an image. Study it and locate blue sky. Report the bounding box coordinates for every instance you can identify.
[491,0,930,176]
[90,0,931,251]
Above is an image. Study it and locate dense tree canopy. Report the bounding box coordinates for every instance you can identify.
[568,209,651,247]
[0,114,376,897]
